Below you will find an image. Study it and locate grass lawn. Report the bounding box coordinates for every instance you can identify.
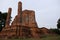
[40,35,60,40]
[0,35,60,40]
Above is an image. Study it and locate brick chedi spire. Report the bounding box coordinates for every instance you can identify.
[17,2,22,25]
[11,2,22,26]
[5,8,12,27]
[18,2,22,15]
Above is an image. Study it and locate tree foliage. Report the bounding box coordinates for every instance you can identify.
[57,18,60,29]
[0,12,7,31]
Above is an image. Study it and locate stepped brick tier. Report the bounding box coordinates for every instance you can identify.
[0,2,53,38]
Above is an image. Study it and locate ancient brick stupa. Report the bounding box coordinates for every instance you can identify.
[0,1,40,38]
[0,1,52,38]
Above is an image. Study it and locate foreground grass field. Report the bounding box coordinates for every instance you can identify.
[0,35,60,40]
[40,35,60,40]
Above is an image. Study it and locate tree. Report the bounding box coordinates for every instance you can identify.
[57,18,60,29]
[0,12,7,31]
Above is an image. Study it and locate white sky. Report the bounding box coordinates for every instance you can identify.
[0,0,60,29]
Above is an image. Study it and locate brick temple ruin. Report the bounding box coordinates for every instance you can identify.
[0,2,52,38]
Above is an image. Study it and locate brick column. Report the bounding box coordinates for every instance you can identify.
[18,2,22,15]
[5,8,12,27]
[17,2,22,25]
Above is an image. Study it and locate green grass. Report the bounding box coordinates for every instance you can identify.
[0,35,60,40]
[40,35,60,40]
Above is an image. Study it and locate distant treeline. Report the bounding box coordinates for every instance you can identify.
[50,29,60,35]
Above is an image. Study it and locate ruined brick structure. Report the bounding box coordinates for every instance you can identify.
[0,2,52,38]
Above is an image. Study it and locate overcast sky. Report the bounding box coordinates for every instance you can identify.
[0,0,60,29]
